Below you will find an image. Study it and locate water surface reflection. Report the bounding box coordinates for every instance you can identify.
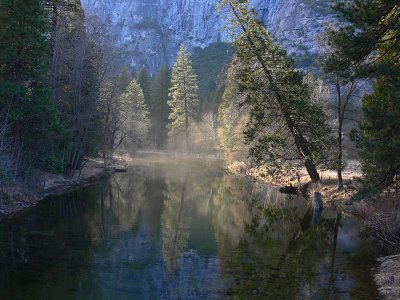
[0,159,387,299]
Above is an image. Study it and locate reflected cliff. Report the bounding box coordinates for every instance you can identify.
[0,158,387,299]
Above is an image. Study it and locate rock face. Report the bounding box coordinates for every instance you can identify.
[81,0,332,73]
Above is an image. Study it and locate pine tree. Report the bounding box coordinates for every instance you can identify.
[167,45,199,150]
[149,66,171,148]
[119,78,150,151]
[190,42,235,111]
[0,0,58,176]
[324,0,399,77]
[358,76,400,189]
[219,0,334,185]
[138,67,151,105]
[325,0,400,190]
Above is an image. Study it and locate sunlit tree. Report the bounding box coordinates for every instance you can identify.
[216,59,250,163]
[218,0,334,185]
[118,78,150,151]
[167,45,199,150]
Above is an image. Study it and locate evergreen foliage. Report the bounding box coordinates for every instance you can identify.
[324,0,400,77]
[149,66,171,148]
[138,67,151,105]
[219,0,334,181]
[191,42,235,111]
[119,78,150,150]
[359,75,400,189]
[167,45,199,149]
[0,0,155,180]
[326,0,400,190]
[0,0,59,177]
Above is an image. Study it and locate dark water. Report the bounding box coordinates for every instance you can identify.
[0,158,389,299]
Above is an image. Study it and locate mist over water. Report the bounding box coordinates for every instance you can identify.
[0,157,386,299]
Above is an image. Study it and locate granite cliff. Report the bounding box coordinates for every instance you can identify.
[81,0,332,73]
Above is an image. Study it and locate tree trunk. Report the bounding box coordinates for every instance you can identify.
[336,80,344,191]
[228,2,321,184]
[305,159,321,183]
[337,126,344,191]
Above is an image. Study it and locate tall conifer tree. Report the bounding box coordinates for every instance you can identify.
[325,0,400,190]
[0,0,58,175]
[219,0,334,185]
[138,67,151,105]
[167,45,199,149]
[119,78,150,150]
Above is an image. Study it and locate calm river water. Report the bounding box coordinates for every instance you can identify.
[0,157,388,299]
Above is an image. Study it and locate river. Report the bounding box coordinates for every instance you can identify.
[0,157,388,299]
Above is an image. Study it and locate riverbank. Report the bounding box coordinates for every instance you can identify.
[374,254,400,299]
[226,160,400,300]
[0,158,127,222]
[0,151,218,223]
[226,160,362,206]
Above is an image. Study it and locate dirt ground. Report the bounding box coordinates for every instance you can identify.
[227,160,362,207]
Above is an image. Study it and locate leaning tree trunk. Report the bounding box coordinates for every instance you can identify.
[228,2,320,182]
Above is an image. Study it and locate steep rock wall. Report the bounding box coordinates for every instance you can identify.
[82,0,332,73]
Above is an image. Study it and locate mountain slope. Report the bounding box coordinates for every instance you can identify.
[82,0,333,73]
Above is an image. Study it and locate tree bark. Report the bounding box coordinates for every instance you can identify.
[337,128,344,191]
[335,80,344,191]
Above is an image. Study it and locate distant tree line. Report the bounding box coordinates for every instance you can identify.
[1,0,398,198]
[0,0,228,184]
[137,43,230,153]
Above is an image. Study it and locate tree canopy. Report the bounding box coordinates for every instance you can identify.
[167,45,199,150]
[219,0,334,182]
[326,0,400,190]
[0,0,58,177]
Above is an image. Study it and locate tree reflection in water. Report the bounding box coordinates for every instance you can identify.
[211,175,378,299]
[0,160,386,299]
[161,177,190,273]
